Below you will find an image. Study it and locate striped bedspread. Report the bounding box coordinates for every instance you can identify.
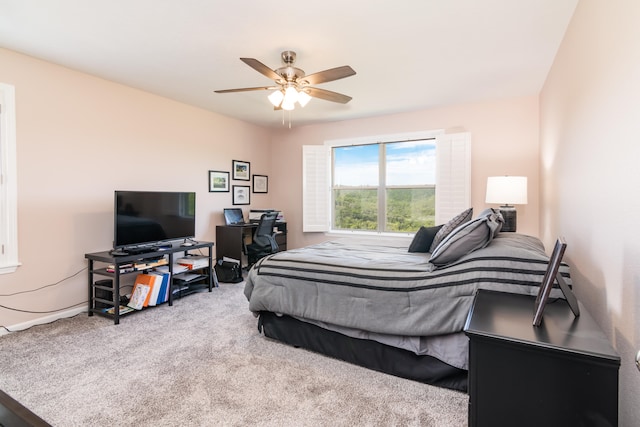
[244,233,570,337]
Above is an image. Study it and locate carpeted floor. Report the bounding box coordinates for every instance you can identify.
[0,282,468,426]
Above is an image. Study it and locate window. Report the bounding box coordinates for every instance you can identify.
[333,140,436,232]
[0,83,19,274]
[303,131,470,234]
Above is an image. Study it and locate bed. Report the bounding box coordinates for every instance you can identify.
[244,211,570,392]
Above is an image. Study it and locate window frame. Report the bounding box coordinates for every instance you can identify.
[302,130,471,235]
[331,139,438,233]
[0,83,19,274]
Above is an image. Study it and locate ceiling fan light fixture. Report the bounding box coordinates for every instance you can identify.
[297,90,311,107]
[283,86,299,105]
[268,90,284,107]
[281,100,296,111]
[215,51,356,121]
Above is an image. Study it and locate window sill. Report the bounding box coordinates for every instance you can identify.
[0,262,21,275]
[325,230,414,241]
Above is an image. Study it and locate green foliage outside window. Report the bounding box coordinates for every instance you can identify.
[386,188,435,231]
[332,139,436,234]
[334,189,378,231]
[334,188,435,232]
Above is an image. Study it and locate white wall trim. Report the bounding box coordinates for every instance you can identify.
[0,306,87,336]
[0,82,20,274]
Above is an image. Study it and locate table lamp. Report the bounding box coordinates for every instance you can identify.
[485,176,528,232]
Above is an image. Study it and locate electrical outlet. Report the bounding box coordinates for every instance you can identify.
[636,350,640,372]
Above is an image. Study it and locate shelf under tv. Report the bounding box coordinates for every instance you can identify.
[85,241,215,325]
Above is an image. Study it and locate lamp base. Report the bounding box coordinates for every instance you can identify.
[499,205,517,232]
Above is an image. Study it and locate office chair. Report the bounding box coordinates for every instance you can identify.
[246,212,279,267]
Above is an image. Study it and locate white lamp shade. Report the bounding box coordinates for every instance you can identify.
[281,100,295,111]
[283,86,299,105]
[485,176,528,205]
[268,90,284,107]
[297,90,311,107]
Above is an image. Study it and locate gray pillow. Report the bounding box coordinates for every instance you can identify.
[476,207,504,232]
[429,208,473,252]
[408,225,443,253]
[429,210,503,266]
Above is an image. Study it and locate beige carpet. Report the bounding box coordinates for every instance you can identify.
[0,282,468,426]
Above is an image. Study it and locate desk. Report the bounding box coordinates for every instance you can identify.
[216,222,287,265]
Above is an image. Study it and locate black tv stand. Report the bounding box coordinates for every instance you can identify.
[85,241,215,324]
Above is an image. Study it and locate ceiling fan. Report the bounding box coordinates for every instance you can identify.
[214,51,356,111]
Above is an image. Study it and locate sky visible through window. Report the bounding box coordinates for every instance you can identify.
[334,140,436,186]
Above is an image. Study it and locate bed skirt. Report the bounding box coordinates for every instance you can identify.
[258,312,468,392]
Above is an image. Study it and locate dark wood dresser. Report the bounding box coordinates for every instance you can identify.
[464,289,620,427]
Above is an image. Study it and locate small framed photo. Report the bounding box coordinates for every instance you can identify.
[232,160,250,181]
[208,170,230,192]
[232,185,250,205]
[253,175,268,193]
[533,237,576,326]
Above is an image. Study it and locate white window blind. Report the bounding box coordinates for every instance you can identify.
[434,132,471,224]
[302,144,330,232]
[0,83,19,274]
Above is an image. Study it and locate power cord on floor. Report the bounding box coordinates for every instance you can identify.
[0,301,86,314]
[0,266,87,297]
[0,266,91,318]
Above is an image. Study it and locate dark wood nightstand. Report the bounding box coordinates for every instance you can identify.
[464,289,620,427]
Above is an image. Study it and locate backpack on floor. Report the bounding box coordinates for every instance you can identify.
[214,260,243,283]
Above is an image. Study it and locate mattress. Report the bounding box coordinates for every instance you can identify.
[244,233,569,338]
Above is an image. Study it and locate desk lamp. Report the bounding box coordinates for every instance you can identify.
[485,176,528,232]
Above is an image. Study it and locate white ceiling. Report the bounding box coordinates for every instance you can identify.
[0,0,578,128]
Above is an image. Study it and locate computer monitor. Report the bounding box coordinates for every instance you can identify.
[223,208,245,225]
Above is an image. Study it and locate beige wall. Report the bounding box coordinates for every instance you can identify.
[270,96,541,249]
[0,48,273,328]
[540,0,640,423]
[1,47,543,331]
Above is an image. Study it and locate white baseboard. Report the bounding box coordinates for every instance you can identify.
[0,306,87,336]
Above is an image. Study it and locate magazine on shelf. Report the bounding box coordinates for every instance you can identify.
[104,305,135,315]
[174,272,205,284]
[176,255,209,270]
[127,283,150,310]
[155,264,189,274]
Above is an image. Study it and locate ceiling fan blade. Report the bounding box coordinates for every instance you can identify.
[305,87,352,104]
[240,58,282,81]
[214,86,276,93]
[300,66,356,85]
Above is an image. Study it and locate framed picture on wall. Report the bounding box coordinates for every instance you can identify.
[208,170,230,192]
[232,185,250,205]
[232,160,250,181]
[253,175,268,193]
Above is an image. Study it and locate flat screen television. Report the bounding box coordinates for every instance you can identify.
[114,191,196,249]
